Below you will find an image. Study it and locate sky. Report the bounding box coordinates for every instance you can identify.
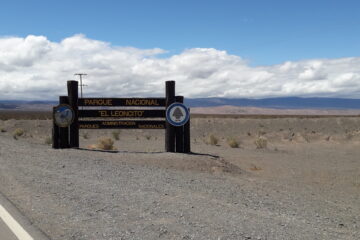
[0,0,360,100]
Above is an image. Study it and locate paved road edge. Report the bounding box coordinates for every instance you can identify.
[0,191,50,240]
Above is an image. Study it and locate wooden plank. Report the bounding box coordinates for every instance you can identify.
[79,120,166,129]
[78,98,166,107]
[79,109,165,118]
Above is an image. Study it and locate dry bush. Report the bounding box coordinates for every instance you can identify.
[250,164,262,171]
[82,132,89,139]
[44,136,52,145]
[257,130,267,136]
[207,134,219,145]
[227,137,239,148]
[87,144,97,150]
[0,127,6,133]
[112,130,120,140]
[145,135,151,140]
[97,137,116,150]
[254,136,267,149]
[13,128,25,139]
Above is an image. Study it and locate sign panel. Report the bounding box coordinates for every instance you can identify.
[78,98,166,107]
[79,120,166,129]
[54,104,74,127]
[166,102,190,127]
[79,109,165,118]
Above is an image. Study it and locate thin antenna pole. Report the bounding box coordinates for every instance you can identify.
[74,73,87,98]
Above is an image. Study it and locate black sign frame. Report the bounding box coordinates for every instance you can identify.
[52,81,190,153]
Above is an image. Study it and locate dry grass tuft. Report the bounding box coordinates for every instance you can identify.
[97,137,116,150]
[87,144,98,150]
[13,128,25,139]
[257,130,267,136]
[44,136,52,145]
[112,130,121,140]
[250,164,262,171]
[254,136,267,149]
[207,134,219,145]
[227,137,239,148]
[82,132,89,139]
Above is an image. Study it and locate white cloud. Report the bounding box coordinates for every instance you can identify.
[0,34,360,100]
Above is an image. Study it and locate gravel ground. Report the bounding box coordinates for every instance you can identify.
[0,118,360,239]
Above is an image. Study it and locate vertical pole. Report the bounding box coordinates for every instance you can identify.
[165,81,176,152]
[59,96,69,148]
[184,108,191,153]
[52,107,59,149]
[67,80,79,148]
[79,75,83,99]
[175,96,184,153]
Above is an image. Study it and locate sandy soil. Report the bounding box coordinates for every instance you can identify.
[0,117,359,239]
[191,105,360,115]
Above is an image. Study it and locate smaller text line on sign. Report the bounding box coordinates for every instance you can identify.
[79,120,166,129]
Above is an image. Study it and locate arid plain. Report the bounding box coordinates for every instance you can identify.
[0,111,359,239]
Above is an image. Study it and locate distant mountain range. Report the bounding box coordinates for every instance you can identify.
[0,100,57,110]
[1,97,360,110]
[184,97,360,109]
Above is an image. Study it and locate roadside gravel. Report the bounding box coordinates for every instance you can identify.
[0,135,359,240]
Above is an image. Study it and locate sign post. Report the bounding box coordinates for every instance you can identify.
[166,99,190,153]
[165,81,176,152]
[68,81,79,148]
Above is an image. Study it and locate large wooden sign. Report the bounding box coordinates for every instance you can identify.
[52,81,190,153]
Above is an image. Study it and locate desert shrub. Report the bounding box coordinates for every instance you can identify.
[97,137,116,150]
[87,144,97,150]
[257,130,266,136]
[112,130,120,140]
[82,132,89,139]
[254,136,267,149]
[145,135,151,140]
[13,128,25,139]
[208,134,218,145]
[44,136,52,145]
[250,164,262,171]
[0,127,6,133]
[227,138,239,148]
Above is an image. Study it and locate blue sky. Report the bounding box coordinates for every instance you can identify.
[1,0,359,66]
[1,0,360,100]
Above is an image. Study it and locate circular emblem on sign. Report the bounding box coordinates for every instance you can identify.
[54,104,74,127]
[166,102,190,127]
